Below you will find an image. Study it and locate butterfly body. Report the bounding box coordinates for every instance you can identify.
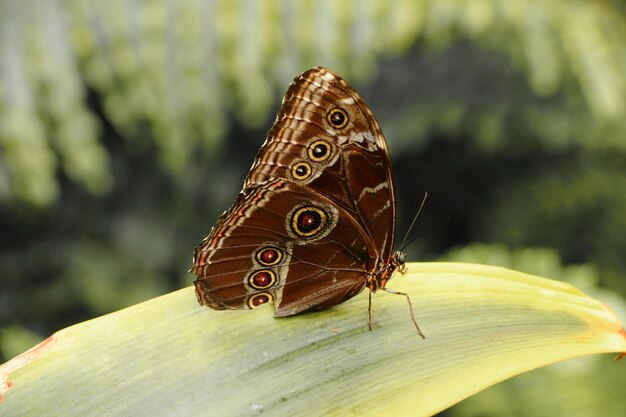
[193,67,405,318]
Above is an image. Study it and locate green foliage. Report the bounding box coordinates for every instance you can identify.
[1,0,625,205]
[479,160,626,294]
[0,326,40,362]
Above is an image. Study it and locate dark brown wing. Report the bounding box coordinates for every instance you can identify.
[193,180,376,314]
[193,67,396,315]
[246,67,396,263]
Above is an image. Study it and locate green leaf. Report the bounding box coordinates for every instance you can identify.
[1,262,625,416]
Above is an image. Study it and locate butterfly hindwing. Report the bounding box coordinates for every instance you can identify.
[193,180,373,313]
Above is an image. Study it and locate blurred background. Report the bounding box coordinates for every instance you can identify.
[1,1,625,415]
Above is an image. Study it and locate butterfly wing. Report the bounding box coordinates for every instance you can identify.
[193,67,396,315]
[193,180,374,314]
[246,67,396,262]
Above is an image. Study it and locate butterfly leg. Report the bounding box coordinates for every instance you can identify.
[368,291,373,331]
[383,288,425,339]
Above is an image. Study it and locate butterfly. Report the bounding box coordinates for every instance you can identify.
[192,67,423,337]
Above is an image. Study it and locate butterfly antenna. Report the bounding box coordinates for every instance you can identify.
[398,192,428,251]
[401,215,452,251]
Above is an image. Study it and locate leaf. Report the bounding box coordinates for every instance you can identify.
[1,262,625,417]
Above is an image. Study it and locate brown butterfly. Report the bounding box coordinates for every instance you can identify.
[192,67,423,337]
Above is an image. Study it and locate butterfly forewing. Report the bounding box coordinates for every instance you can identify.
[247,68,396,261]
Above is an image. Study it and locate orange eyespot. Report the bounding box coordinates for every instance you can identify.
[256,247,283,266]
[327,108,349,129]
[292,162,312,180]
[247,292,273,308]
[291,206,327,238]
[308,140,332,162]
[248,270,277,289]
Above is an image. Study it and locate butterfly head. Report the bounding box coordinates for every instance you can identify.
[391,250,407,274]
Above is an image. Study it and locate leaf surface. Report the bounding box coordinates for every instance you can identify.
[2,262,625,416]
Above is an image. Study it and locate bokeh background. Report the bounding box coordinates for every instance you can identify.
[1,1,625,415]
